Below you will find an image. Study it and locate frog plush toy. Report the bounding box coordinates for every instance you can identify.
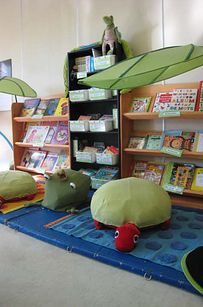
[42,169,91,212]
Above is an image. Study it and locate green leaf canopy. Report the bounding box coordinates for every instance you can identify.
[79,44,203,90]
[0,76,37,97]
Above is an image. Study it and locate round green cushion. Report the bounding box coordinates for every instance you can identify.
[91,177,171,228]
[0,170,37,201]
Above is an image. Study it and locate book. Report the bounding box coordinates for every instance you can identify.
[20,148,36,167]
[145,135,163,150]
[94,167,119,180]
[55,150,70,170]
[128,136,147,149]
[41,152,59,172]
[191,168,203,191]
[23,125,50,145]
[162,130,184,150]
[33,99,50,116]
[174,166,189,188]
[195,81,203,111]
[20,98,41,117]
[27,150,47,169]
[54,98,69,116]
[152,88,197,112]
[130,96,152,112]
[162,162,195,190]
[44,98,60,116]
[130,160,148,178]
[44,125,58,144]
[51,124,69,145]
[143,162,165,185]
[193,131,203,152]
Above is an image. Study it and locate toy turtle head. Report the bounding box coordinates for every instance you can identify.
[42,169,90,211]
[103,15,114,26]
[114,223,141,252]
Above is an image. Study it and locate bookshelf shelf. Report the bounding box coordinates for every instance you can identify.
[120,83,203,209]
[12,102,69,174]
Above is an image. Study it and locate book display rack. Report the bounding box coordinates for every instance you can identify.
[120,82,203,208]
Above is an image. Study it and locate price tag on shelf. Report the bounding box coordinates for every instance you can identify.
[163,183,184,194]
[77,71,87,79]
[31,114,43,119]
[159,111,181,118]
[161,146,183,157]
[32,142,44,148]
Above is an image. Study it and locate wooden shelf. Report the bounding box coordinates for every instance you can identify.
[120,83,203,209]
[124,111,203,120]
[16,165,53,175]
[15,142,69,149]
[14,115,68,122]
[124,148,203,159]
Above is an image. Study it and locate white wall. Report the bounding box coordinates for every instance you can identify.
[1,0,203,169]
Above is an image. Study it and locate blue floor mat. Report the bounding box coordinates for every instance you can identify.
[49,207,203,272]
[0,205,202,295]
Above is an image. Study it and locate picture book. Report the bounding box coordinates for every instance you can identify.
[55,150,70,170]
[162,162,195,190]
[41,152,59,172]
[20,148,36,167]
[54,98,69,116]
[44,125,58,144]
[181,131,196,151]
[130,160,148,178]
[44,98,60,116]
[27,150,47,169]
[33,99,50,116]
[143,162,165,185]
[162,130,184,150]
[23,125,50,145]
[51,124,69,145]
[20,98,41,117]
[145,134,163,150]
[195,80,203,111]
[193,131,203,152]
[130,96,152,112]
[191,168,203,191]
[152,88,197,112]
[94,167,119,180]
[128,136,147,149]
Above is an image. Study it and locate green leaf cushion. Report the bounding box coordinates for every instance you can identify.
[0,170,37,202]
[91,177,171,228]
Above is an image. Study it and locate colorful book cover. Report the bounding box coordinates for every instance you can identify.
[193,131,203,152]
[20,148,36,167]
[181,131,196,151]
[55,150,70,170]
[44,98,60,116]
[51,124,69,145]
[54,98,69,116]
[130,160,148,178]
[174,166,189,188]
[143,162,165,185]
[195,81,203,111]
[145,135,163,150]
[44,125,58,144]
[128,136,147,149]
[162,130,184,150]
[23,125,50,145]
[27,150,47,169]
[130,96,152,112]
[191,168,203,191]
[94,167,119,180]
[20,98,41,117]
[41,152,59,172]
[33,99,50,116]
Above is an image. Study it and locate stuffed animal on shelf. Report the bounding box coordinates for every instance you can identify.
[91,177,171,252]
[0,170,37,206]
[42,169,91,212]
[102,15,122,56]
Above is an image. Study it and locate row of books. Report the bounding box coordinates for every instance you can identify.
[22,123,69,146]
[128,130,203,152]
[20,149,69,172]
[131,160,203,192]
[20,97,69,117]
[130,82,203,113]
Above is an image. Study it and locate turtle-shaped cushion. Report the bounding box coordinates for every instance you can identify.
[91,177,171,252]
